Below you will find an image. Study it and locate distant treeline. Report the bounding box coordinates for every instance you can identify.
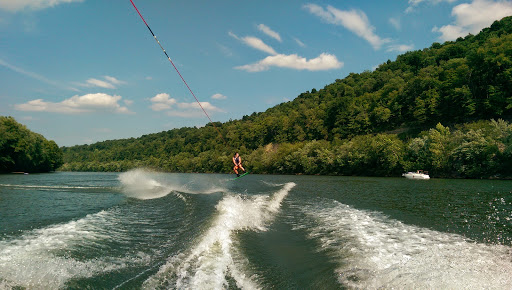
[61,17,512,178]
[0,116,63,173]
[248,120,512,178]
[60,120,512,179]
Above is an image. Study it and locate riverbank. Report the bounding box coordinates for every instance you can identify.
[60,120,512,180]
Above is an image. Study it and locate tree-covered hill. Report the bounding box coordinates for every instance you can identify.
[61,17,512,178]
[0,116,63,173]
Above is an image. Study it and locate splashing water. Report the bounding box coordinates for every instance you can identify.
[298,199,512,289]
[143,182,296,289]
[3,172,510,289]
[118,169,228,200]
[0,210,150,289]
[118,169,174,200]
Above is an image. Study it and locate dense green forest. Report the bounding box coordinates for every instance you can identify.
[0,116,63,173]
[61,17,512,178]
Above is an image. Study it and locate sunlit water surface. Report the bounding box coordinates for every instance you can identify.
[1,170,511,289]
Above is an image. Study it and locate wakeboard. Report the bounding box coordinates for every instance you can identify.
[231,172,249,180]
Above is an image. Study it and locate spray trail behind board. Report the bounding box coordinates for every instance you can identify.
[143,182,296,289]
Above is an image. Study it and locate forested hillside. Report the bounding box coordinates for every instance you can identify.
[61,17,512,178]
[0,116,63,173]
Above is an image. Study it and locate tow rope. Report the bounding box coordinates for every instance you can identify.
[129,0,227,145]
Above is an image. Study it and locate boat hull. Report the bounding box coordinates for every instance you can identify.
[402,172,430,180]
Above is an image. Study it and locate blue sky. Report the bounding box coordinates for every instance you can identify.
[1,0,512,146]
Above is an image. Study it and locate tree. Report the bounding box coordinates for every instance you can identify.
[0,116,63,173]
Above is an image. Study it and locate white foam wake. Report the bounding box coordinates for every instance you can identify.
[118,169,227,200]
[299,199,512,289]
[0,210,150,289]
[143,182,296,289]
[0,184,108,190]
[119,169,174,200]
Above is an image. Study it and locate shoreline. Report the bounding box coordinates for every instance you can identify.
[51,169,512,180]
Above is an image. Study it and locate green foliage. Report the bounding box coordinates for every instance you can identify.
[334,134,405,176]
[60,17,512,178]
[0,116,63,173]
[402,120,512,178]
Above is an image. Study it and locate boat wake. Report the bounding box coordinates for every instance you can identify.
[143,182,296,289]
[118,169,226,200]
[119,169,174,200]
[0,183,114,191]
[296,199,512,289]
[0,209,152,289]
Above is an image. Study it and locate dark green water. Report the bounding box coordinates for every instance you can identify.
[0,170,511,289]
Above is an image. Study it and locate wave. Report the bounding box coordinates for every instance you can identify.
[0,183,114,191]
[0,209,152,289]
[297,199,512,289]
[143,182,296,289]
[118,169,175,200]
[118,169,228,200]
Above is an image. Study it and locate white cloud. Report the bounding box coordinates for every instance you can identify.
[150,93,175,104]
[14,93,133,114]
[228,31,238,39]
[257,24,282,42]
[235,53,343,72]
[149,93,224,117]
[211,93,227,100]
[176,101,223,112]
[167,102,223,118]
[0,0,84,12]
[85,78,115,89]
[406,0,458,13]
[104,76,126,86]
[243,36,278,55]
[78,76,126,89]
[231,21,341,72]
[432,25,465,40]
[387,44,414,52]
[166,101,222,118]
[294,37,306,47]
[229,32,278,55]
[389,17,401,30]
[150,93,177,111]
[150,103,171,111]
[433,0,512,41]
[304,4,390,50]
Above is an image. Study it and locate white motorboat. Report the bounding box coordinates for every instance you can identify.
[402,170,430,180]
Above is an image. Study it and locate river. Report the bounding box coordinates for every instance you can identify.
[1,170,511,289]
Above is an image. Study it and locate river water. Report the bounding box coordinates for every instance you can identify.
[0,169,511,289]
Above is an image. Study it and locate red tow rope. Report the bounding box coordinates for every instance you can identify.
[129,0,227,145]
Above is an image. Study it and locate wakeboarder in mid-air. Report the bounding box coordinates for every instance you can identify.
[232,152,246,177]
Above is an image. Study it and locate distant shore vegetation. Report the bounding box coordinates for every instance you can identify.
[0,116,63,173]
[59,119,512,179]
[57,16,512,179]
